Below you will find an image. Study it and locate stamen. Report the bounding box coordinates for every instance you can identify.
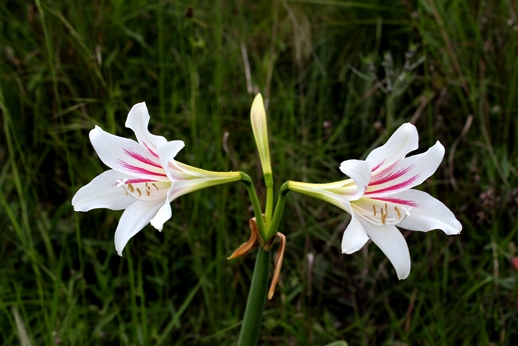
[355,200,413,227]
[117,179,168,201]
[381,209,387,224]
[395,206,401,219]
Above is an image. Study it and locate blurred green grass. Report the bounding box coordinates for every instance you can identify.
[1,0,518,344]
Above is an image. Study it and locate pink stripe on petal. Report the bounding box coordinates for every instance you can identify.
[371,160,384,172]
[123,149,161,168]
[143,142,159,158]
[370,165,413,186]
[119,161,168,177]
[369,196,419,207]
[126,178,157,184]
[365,176,418,195]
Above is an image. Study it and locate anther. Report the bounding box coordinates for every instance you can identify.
[136,188,142,197]
[395,206,401,219]
[128,183,135,193]
[372,205,377,216]
[381,209,387,224]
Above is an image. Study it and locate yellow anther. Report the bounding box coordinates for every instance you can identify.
[384,203,388,214]
[152,183,159,190]
[372,205,377,216]
[395,206,401,219]
[136,188,142,197]
[381,209,387,224]
[128,183,135,193]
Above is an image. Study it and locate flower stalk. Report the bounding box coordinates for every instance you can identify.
[236,94,288,344]
[237,247,272,346]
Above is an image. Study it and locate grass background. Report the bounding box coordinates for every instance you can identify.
[1,0,518,344]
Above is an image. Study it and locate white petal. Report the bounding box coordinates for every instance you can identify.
[366,123,419,172]
[366,141,445,196]
[125,102,167,155]
[90,126,169,181]
[362,221,411,280]
[394,190,462,235]
[339,159,372,200]
[72,170,135,211]
[149,194,172,231]
[114,200,163,256]
[156,140,186,181]
[341,209,370,254]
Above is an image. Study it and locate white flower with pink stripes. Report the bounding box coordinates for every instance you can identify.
[72,102,240,255]
[288,123,461,279]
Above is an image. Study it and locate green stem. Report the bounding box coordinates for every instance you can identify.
[237,247,272,346]
[265,182,289,240]
[240,172,267,240]
[264,173,274,226]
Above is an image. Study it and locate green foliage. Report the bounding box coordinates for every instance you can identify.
[1,0,517,344]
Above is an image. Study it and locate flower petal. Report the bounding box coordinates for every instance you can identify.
[339,159,372,200]
[366,141,445,196]
[114,200,163,256]
[149,197,172,231]
[72,169,135,211]
[148,176,231,232]
[155,140,186,181]
[341,207,370,254]
[90,126,169,181]
[125,102,167,155]
[362,221,411,280]
[366,123,419,172]
[393,189,462,235]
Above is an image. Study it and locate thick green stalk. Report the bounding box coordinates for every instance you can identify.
[237,247,272,346]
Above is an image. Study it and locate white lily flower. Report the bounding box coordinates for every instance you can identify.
[72,102,241,256]
[288,123,462,280]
